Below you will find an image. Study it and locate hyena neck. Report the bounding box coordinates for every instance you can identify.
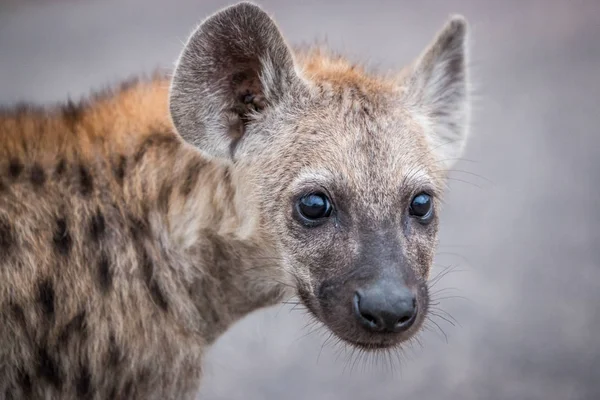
[3,74,288,342]
[127,128,286,342]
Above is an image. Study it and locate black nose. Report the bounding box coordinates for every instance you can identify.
[353,283,417,333]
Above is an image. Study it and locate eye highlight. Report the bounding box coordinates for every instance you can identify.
[409,192,433,222]
[295,192,333,225]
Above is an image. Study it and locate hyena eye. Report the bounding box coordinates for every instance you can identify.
[409,193,433,221]
[296,193,333,223]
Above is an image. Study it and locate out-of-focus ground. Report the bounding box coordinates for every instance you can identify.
[1,1,599,399]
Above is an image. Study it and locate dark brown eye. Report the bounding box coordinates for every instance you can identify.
[409,193,433,221]
[296,193,332,222]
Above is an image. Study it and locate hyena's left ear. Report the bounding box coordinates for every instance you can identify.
[403,16,470,168]
[169,2,304,159]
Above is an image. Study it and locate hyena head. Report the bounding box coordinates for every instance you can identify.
[169,2,469,350]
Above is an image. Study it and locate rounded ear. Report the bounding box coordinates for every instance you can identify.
[169,2,303,159]
[403,16,470,169]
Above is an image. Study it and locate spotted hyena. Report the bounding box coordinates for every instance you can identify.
[0,2,470,399]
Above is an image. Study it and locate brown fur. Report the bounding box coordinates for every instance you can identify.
[0,2,470,399]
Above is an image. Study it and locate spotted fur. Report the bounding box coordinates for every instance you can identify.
[0,2,470,399]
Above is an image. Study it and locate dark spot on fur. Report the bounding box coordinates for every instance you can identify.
[128,214,149,240]
[8,159,23,179]
[0,216,14,258]
[140,201,150,224]
[157,181,173,212]
[229,135,242,158]
[2,103,31,117]
[137,367,151,385]
[133,132,179,164]
[53,218,72,256]
[62,99,83,130]
[55,159,66,177]
[10,301,27,328]
[30,163,46,187]
[58,310,86,346]
[222,166,232,186]
[220,167,234,204]
[112,155,126,185]
[232,71,249,85]
[78,164,93,196]
[149,282,169,311]
[36,346,63,388]
[180,158,206,196]
[140,250,169,311]
[122,379,134,398]
[97,253,112,293]
[118,77,140,92]
[107,333,122,366]
[89,210,106,241]
[17,368,32,395]
[75,365,92,397]
[37,278,55,320]
[210,236,234,273]
[206,293,222,325]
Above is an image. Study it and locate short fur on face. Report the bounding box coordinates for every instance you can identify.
[170,2,470,349]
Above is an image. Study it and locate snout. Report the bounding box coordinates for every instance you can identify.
[353,281,417,333]
[301,273,428,349]
[299,228,430,349]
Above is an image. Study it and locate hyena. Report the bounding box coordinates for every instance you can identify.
[0,2,470,399]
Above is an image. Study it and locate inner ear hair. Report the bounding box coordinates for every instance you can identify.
[169,2,301,159]
[231,67,267,124]
[223,66,269,153]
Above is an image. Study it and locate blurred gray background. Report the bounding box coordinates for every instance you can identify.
[1,0,599,399]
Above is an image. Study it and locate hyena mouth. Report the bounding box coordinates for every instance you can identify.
[297,282,429,351]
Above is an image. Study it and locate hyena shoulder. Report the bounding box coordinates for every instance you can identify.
[0,76,208,399]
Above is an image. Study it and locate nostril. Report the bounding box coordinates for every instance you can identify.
[353,291,384,331]
[362,312,378,326]
[394,300,417,332]
[353,288,417,333]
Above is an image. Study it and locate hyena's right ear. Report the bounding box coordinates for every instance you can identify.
[169,2,303,159]
[402,16,470,169]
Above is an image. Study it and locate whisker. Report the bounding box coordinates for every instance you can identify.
[429,311,456,327]
[433,157,480,165]
[430,295,471,303]
[435,251,473,266]
[430,307,461,327]
[275,293,298,316]
[428,264,460,287]
[443,176,484,189]
[440,168,494,185]
[294,317,324,344]
[429,287,463,296]
[281,300,301,305]
[317,331,335,364]
[426,318,448,343]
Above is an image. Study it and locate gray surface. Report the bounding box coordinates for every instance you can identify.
[1,0,599,399]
